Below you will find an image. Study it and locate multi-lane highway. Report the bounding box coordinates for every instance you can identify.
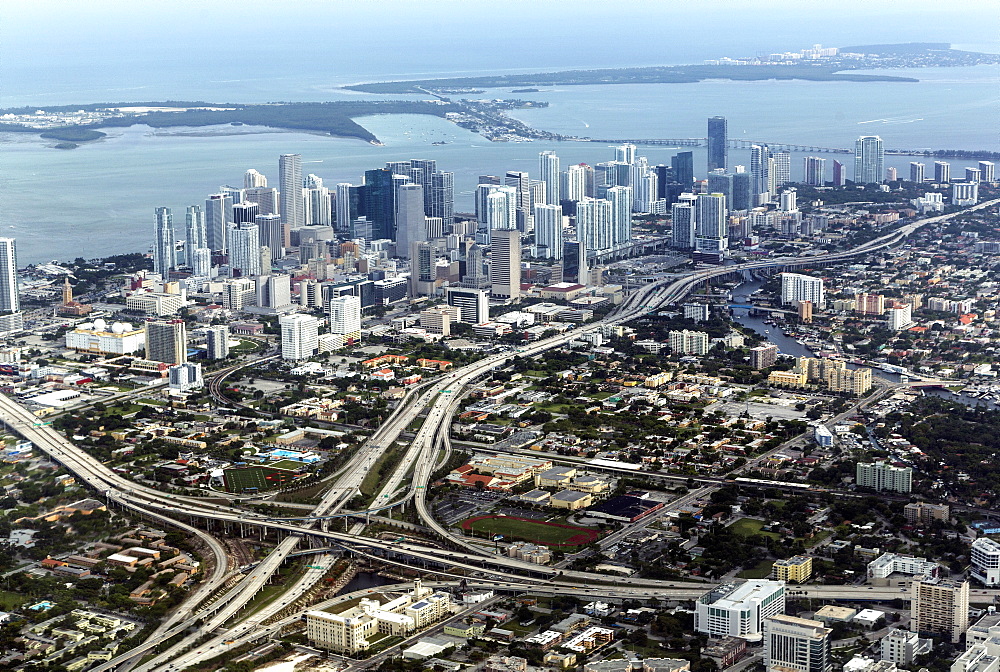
[2,199,994,669]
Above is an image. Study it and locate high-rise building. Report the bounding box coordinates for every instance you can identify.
[304,176,331,226]
[750,144,772,203]
[772,151,791,190]
[0,238,20,315]
[255,274,291,308]
[192,248,212,277]
[979,161,995,183]
[490,229,521,300]
[695,193,728,253]
[856,461,912,492]
[855,293,886,315]
[614,143,636,165]
[952,182,979,206]
[205,192,233,252]
[854,135,885,184]
[534,204,563,260]
[429,171,454,226]
[328,294,362,347]
[576,198,613,253]
[563,163,591,202]
[362,168,398,241]
[695,580,785,638]
[244,169,267,188]
[607,186,632,246]
[832,161,845,187]
[750,344,779,369]
[886,166,898,182]
[971,538,1000,587]
[803,157,827,186]
[447,287,489,324]
[763,615,831,672]
[232,201,259,226]
[731,168,752,211]
[244,186,278,216]
[780,273,824,307]
[228,221,262,278]
[880,628,932,667]
[279,313,319,361]
[485,186,518,236]
[671,202,696,250]
[909,162,926,184]
[911,577,969,643]
[505,170,531,211]
[145,319,187,365]
[707,116,728,172]
[408,241,435,298]
[184,205,207,268]
[205,325,229,360]
[539,150,560,205]
[707,170,734,207]
[394,183,426,258]
[966,167,982,184]
[934,161,951,184]
[671,151,694,188]
[153,207,176,278]
[279,154,304,243]
[256,214,284,260]
[669,329,710,355]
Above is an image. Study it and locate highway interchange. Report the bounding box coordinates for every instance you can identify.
[3,199,997,670]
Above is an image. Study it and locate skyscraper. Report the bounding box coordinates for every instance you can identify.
[328,294,362,347]
[615,143,636,165]
[447,287,489,324]
[671,151,694,188]
[731,168,752,211]
[934,161,951,183]
[854,135,885,184]
[490,229,521,300]
[232,201,259,225]
[750,144,772,203]
[184,205,207,268]
[205,192,233,252]
[607,186,632,246]
[153,207,175,278]
[279,313,319,361]
[695,193,728,253]
[772,152,791,190]
[0,238,19,315]
[671,202,696,250]
[304,175,331,226]
[279,154,303,243]
[707,170,734,207]
[409,241,435,298]
[362,168,397,241]
[229,221,262,278]
[429,171,454,226]
[539,150,560,205]
[832,161,845,187]
[484,187,517,237]
[803,157,826,186]
[576,198,613,253]
[563,163,592,202]
[707,116,728,172]
[534,204,563,260]
[256,214,284,261]
[909,162,926,184]
[781,273,824,307]
[911,578,968,643]
[145,319,187,365]
[978,161,995,183]
[192,248,212,277]
[205,325,229,360]
[244,169,267,188]
[244,186,278,216]
[394,183,426,258]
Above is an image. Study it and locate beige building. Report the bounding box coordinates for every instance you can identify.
[419,305,461,336]
[911,577,969,643]
[551,489,593,510]
[768,370,807,387]
[773,555,813,583]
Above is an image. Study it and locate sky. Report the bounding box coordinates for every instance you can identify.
[2,0,998,106]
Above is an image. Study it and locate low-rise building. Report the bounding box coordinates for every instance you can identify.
[773,555,813,583]
[880,628,932,666]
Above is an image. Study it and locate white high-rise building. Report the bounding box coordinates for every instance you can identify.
[804,157,826,186]
[244,169,267,188]
[856,461,912,493]
[335,183,354,232]
[576,198,613,253]
[205,325,229,360]
[486,187,517,232]
[256,214,285,260]
[855,135,885,184]
[228,222,262,278]
[184,205,207,267]
[887,304,913,331]
[304,176,331,226]
[539,150,560,205]
[395,183,426,257]
[153,207,176,278]
[279,154,304,243]
[695,580,786,638]
[490,229,521,300]
[772,152,791,190]
[607,185,632,246]
[971,538,1000,587]
[979,161,995,183]
[192,248,212,278]
[255,274,292,308]
[0,238,20,316]
[763,615,831,672]
[279,313,319,361]
[780,273,824,308]
[615,143,636,165]
[750,144,772,204]
[671,203,696,250]
[205,192,233,252]
[534,204,563,260]
[669,329,710,355]
[952,182,979,206]
[563,163,590,201]
[695,193,728,253]
[328,294,362,347]
[910,162,926,183]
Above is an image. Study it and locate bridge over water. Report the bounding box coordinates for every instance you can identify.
[584,137,998,159]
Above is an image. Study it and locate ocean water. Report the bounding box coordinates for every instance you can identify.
[2,63,997,265]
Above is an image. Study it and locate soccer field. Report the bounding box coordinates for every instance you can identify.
[223,466,301,492]
[460,515,600,547]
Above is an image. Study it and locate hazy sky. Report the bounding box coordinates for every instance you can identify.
[2,0,998,105]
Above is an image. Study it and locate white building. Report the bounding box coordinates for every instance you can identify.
[880,628,932,666]
[781,273,824,308]
[952,645,1000,672]
[327,295,362,348]
[764,614,831,672]
[65,320,144,355]
[971,538,1000,587]
[952,182,980,207]
[126,292,184,316]
[669,330,710,355]
[867,553,939,581]
[205,325,230,360]
[695,580,785,639]
[168,362,203,392]
[280,313,320,361]
[856,462,912,493]
[887,305,913,331]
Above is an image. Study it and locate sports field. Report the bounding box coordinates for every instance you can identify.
[224,466,303,492]
[460,515,600,547]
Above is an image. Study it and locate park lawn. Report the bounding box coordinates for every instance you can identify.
[727,518,780,540]
[738,559,775,579]
[461,515,600,547]
[0,590,25,610]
